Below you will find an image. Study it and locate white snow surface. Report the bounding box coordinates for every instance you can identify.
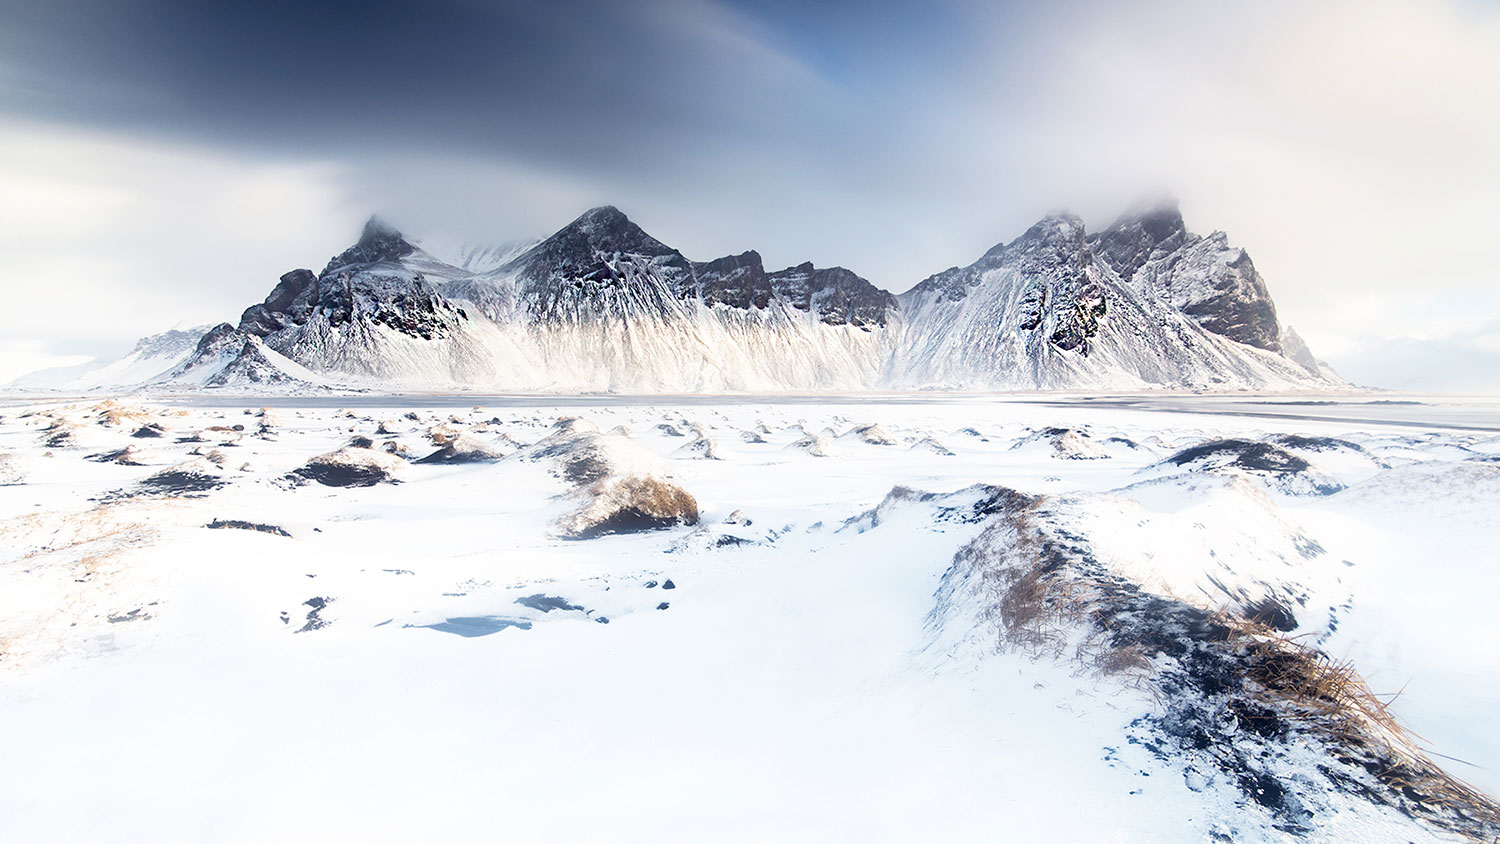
[0,395,1496,843]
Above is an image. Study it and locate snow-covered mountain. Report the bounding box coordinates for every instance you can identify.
[9,326,211,391]
[9,203,1345,392]
[895,207,1327,390]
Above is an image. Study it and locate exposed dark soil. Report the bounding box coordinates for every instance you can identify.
[137,469,225,495]
[293,463,393,487]
[207,519,291,537]
[1169,439,1310,473]
[573,505,692,539]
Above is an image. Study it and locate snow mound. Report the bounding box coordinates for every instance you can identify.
[295,447,405,487]
[414,434,506,464]
[840,423,896,445]
[1085,473,1339,631]
[518,417,698,538]
[842,484,1032,534]
[558,476,700,540]
[909,436,955,456]
[786,434,833,457]
[674,436,722,460]
[522,421,668,484]
[1334,461,1500,528]
[1151,438,1346,496]
[1012,426,1111,460]
[908,482,1500,842]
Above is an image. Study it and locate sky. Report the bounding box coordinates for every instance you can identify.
[0,0,1497,391]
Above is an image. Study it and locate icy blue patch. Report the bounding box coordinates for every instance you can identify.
[412,616,533,637]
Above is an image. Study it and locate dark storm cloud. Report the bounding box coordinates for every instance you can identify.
[0,0,957,177]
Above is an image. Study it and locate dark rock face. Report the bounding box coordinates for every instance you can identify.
[1094,202,1282,353]
[166,323,256,381]
[1171,245,1280,353]
[506,205,698,320]
[510,206,682,280]
[502,206,896,328]
[312,271,461,339]
[239,269,317,336]
[693,251,773,310]
[908,214,1108,353]
[1089,202,1190,283]
[237,219,466,343]
[1010,217,1108,352]
[766,263,897,329]
[193,322,250,357]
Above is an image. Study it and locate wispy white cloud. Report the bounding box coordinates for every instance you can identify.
[0,118,353,357]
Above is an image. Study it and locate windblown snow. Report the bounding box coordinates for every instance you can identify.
[1,394,1496,843]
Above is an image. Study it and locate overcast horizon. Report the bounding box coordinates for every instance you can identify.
[2,0,1498,391]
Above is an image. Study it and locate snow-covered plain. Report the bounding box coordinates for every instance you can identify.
[1,394,1497,843]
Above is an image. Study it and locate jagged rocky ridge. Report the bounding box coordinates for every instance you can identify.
[28,203,1342,392]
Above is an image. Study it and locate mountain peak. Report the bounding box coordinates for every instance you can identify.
[323,216,417,276]
[578,204,627,224]
[1111,198,1186,243]
[509,204,680,277]
[360,215,403,241]
[1091,200,1188,283]
[1008,211,1087,250]
[557,205,651,244]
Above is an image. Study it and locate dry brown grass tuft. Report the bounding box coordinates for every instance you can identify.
[1222,618,1500,833]
[559,475,700,539]
[90,400,153,428]
[1092,643,1154,677]
[962,498,1091,657]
